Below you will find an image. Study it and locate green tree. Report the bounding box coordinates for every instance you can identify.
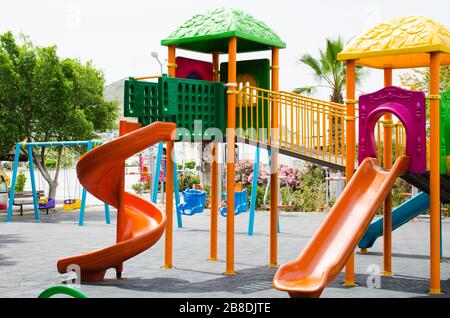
[0,32,118,198]
[15,172,27,192]
[295,36,366,103]
[399,66,450,93]
[399,66,450,131]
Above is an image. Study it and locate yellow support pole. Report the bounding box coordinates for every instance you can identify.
[209,52,220,262]
[270,47,279,267]
[382,68,393,276]
[343,60,357,286]
[164,141,174,269]
[429,52,441,294]
[225,37,237,276]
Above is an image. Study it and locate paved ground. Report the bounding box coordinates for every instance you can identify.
[0,207,449,298]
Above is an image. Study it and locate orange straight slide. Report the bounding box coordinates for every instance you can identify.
[273,155,411,297]
[57,122,176,282]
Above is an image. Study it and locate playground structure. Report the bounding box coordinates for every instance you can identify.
[56,9,450,297]
[274,16,450,297]
[6,141,110,226]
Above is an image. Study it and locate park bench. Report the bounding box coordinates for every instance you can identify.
[12,190,49,216]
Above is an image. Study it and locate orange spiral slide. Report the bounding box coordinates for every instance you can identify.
[57,122,176,282]
[273,155,411,297]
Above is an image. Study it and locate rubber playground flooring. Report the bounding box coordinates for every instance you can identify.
[0,207,449,298]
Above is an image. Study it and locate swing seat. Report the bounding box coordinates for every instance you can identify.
[39,197,55,209]
[220,189,248,217]
[64,198,81,210]
[178,189,206,216]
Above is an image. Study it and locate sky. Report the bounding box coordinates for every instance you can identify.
[0,0,449,100]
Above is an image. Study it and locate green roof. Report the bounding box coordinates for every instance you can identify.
[161,8,286,53]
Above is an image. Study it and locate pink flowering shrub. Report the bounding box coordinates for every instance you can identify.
[234,161,303,190]
[233,161,327,212]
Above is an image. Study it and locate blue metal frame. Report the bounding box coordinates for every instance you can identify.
[78,141,93,225]
[151,142,182,228]
[6,143,22,222]
[248,147,280,236]
[6,141,110,225]
[152,142,163,204]
[27,145,40,220]
[173,150,182,228]
[248,147,260,235]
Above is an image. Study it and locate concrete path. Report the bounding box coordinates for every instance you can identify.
[0,207,449,298]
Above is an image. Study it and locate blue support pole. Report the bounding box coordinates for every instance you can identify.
[248,146,260,236]
[27,145,40,221]
[6,143,22,222]
[104,203,111,224]
[173,150,182,228]
[24,141,101,147]
[152,142,163,204]
[78,141,93,226]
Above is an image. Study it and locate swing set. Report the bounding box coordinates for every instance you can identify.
[150,142,251,229]
[6,141,110,226]
[62,147,81,210]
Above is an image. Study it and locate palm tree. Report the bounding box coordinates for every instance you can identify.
[295,37,366,157]
[295,36,365,103]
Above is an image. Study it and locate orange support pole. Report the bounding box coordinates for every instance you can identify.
[270,47,280,267]
[429,52,441,294]
[343,60,357,286]
[164,141,174,269]
[164,44,176,270]
[225,37,237,275]
[210,143,219,261]
[168,45,176,77]
[382,68,393,276]
[209,52,220,262]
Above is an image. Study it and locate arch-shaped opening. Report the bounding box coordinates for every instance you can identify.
[358,86,426,174]
[371,113,408,168]
[362,104,412,164]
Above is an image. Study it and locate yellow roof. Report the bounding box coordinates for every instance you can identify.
[337,16,450,69]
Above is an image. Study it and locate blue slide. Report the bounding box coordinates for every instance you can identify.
[358,192,430,249]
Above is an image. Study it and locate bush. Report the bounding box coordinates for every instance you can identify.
[45,158,57,169]
[255,186,267,209]
[391,178,412,208]
[233,160,328,212]
[132,181,150,195]
[184,160,196,170]
[203,184,211,208]
[16,172,26,192]
[178,172,200,192]
[2,162,12,170]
